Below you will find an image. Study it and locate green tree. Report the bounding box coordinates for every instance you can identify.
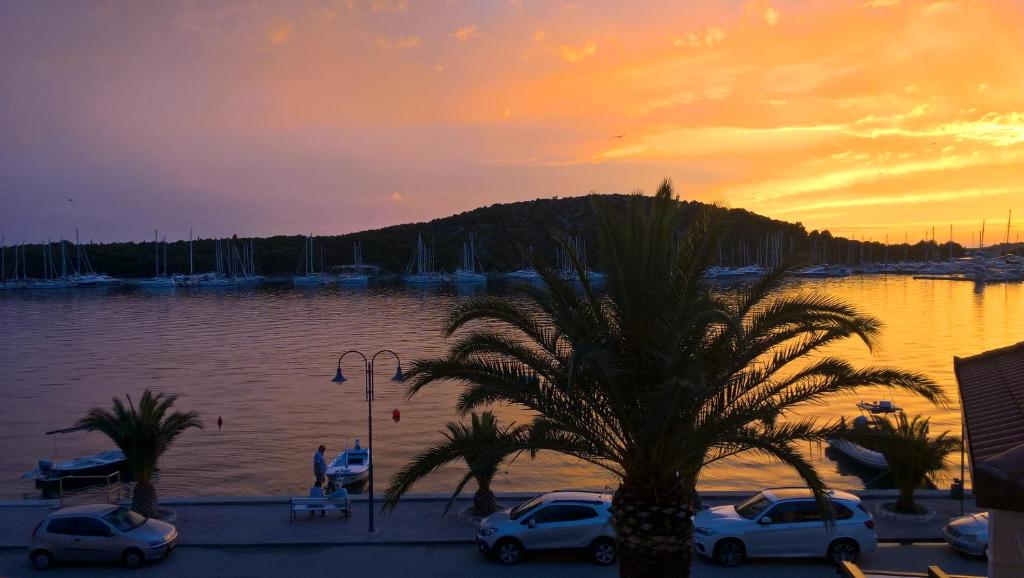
[841,413,960,514]
[77,390,203,518]
[403,180,947,577]
[383,411,527,516]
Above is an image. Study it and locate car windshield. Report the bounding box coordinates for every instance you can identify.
[103,507,147,532]
[510,496,544,520]
[735,493,772,520]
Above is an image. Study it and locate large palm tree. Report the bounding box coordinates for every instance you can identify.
[840,413,960,514]
[384,411,528,516]
[77,390,202,518]
[403,180,947,577]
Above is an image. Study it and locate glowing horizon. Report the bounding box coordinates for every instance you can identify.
[1,0,1022,245]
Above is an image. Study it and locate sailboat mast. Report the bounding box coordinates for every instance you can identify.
[163,238,168,277]
[75,229,81,277]
[189,229,193,275]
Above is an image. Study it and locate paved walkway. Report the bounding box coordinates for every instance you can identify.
[0,491,980,549]
[0,542,987,577]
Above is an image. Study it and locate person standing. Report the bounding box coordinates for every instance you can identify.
[313,445,327,488]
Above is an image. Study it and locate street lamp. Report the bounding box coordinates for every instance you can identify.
[331,349,403,533]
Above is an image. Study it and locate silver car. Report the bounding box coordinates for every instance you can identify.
[476,491,616,566]
[944,511,989,557]
[29,504,178,570]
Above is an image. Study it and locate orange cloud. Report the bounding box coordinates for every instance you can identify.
[451,25,480,42]
[376,35,421,49]
[265,20,294,46]
[559,42,597,63]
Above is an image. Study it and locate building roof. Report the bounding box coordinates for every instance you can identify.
[953,341,1024,511]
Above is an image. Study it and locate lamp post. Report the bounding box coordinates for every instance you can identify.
[332,349,403,533]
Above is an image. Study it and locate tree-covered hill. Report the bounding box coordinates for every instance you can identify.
[3,194,966,279]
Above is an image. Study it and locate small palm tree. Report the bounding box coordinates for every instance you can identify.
[841,413,960,514]
[404,181,948,577]
[384,411,527,516]
[77,390,202,518]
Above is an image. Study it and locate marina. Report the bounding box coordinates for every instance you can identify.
[1,275,1021,500]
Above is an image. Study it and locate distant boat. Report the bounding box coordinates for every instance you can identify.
[404,233,447,284]
[334,241,372,285]
[72,231,121,286]
[453,233,486,284]
[326,439,370,486]
[791,265,852,278]
[555,235,604,283]
[856,400,902,414]
[138,230,176,288]
[293,235,332,286]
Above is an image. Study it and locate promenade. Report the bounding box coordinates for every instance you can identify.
[0,490,980,549]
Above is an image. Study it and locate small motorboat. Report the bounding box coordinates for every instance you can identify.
[827,438,889,470]
[326,439,371,486]
[24,449,128,490]
[856,400,902,414]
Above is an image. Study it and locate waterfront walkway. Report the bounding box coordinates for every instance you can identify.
[0,491,979,549]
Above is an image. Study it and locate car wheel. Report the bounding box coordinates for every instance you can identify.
[494,539,522,565]
[591,538,617,566]
[30,550,54,570]
[828,539,859,565]
[122,548,145,569]
[714,539,746,567]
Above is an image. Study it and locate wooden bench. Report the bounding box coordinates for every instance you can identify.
[289,495,350,521]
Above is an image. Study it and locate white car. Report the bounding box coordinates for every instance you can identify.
[693,488,877,566]
[476,491,616,566]
[944,512,988,557]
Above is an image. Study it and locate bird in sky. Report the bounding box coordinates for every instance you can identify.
[613,134,625,139]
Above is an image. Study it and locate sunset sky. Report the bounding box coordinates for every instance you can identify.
[2,0,1022,244]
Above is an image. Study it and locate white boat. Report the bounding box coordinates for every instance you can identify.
[138,230,176,288]
[453,233,487,283]
[326,439,370,486]
[828,439,889,470]
[555,235,604,282]
[293,235,333,286]
[24,449,128,491]
[856,400,902,414]
[506,268,542,282]
[404,233,447,284]
[335,242,372,284]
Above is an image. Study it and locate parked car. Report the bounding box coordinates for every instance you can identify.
[476,491,616,566]
[693,488,877,567]
[943,511,989,557]
[29,504,178,570]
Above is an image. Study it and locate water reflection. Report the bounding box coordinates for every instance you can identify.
[0,277,1020,499]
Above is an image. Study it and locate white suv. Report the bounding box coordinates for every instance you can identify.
[693,488,877,566]
[476,491,616,566]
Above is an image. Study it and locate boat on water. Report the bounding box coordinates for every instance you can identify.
[555,235,605,283]
[22,425,129,492]
[827,405,899,470]
[138,230,177,288]
[335,242,372,284]
[791,265,853,278]
[404,233,447,284]
[326,439,370,486]
[453,233,486,284]
[293,235,332,286]
[856,400,902,414]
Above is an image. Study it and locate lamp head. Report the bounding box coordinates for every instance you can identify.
[332,366,347,383]
[391,364,405,382]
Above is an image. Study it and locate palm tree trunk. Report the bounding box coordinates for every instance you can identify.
[895,488,917,514]
[612,477,694,578]
[473,487,497,516]
[132,481,160,518]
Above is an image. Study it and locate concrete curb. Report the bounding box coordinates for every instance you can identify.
[0,538,949,552]
[0,489,972,508]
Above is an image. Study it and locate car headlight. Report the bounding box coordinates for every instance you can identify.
[479,527,497,537]
[149,539,167,547]
[694,527,716,536]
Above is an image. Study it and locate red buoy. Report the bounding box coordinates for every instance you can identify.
[392,408,401,422]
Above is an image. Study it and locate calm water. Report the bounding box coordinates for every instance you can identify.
[1,277,1021,500]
